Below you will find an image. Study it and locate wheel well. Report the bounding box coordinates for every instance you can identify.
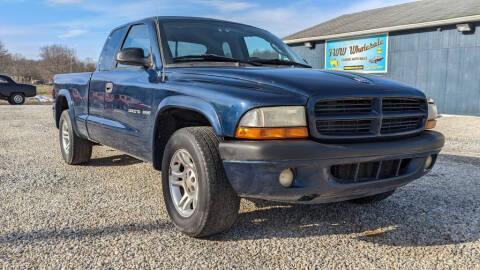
[55,96,68,128]
[153,108,213,170]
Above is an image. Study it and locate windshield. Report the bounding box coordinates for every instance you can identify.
[159,20,307,66]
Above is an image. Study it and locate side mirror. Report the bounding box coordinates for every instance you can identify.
[116,47,152,68]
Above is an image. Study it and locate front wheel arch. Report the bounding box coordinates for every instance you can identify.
[152,96,223,170]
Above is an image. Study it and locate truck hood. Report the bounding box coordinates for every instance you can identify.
[169,67,425,99]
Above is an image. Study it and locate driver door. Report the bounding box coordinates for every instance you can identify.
[100,23,157,159]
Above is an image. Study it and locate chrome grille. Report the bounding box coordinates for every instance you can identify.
[311,96,427,139]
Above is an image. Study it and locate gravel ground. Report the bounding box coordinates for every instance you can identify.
[0,105,479,269]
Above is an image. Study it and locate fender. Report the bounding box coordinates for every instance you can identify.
[155,95,223,135]
[55,89,82,137]
[152,95,223,167]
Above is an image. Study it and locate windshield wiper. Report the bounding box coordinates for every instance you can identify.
[172,54,263,66]
[253,59,311,68]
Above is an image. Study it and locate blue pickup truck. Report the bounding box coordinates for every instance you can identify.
[53,17,444,237]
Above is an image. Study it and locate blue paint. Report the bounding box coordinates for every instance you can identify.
[52,17,433,163]
[50,17,447,204]
[156,95,223,135]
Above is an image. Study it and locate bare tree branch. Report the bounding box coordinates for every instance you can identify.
[0,41,96,84]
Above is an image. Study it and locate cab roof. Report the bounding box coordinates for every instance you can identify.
[112,16,254,32]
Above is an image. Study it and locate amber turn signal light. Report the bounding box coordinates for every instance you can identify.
[235,127,309,139]
[425,120,437,129]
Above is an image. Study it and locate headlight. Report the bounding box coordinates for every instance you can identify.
[236,106,308,139]
[426,98,438,129]
[239,106,306,127]
[427,98,438,120]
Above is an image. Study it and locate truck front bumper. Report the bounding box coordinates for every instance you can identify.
[219,131,444,203]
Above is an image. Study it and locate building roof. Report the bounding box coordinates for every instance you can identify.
[284,0,480,44]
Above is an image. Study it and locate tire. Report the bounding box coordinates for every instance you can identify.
[162,126,240,237]
[59,110,92,165]
[349,190,395,204]
[9,93,25,105]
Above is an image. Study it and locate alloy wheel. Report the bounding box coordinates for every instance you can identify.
[61,121,70,154]
[168,149,199,217]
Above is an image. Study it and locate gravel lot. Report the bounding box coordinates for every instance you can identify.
[0,105,479,269]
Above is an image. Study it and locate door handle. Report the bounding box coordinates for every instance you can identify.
[105,82,113,93]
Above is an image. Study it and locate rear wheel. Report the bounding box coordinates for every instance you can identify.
[59,110,92,165]
[9,93,25,105]
[349,190,395,204]
[162,127,240,237]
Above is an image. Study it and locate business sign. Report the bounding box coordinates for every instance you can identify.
[325,34,388,73]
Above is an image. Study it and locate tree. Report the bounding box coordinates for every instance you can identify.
[0,41,13,75]
[39,45,77,82]
[0,41,7,56]
[0,42,96,84]
[10,54,42,83]
[83,58,97,72]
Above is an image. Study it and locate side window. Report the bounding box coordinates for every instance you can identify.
[244,36,288,60]
[222,42,232,58]
[0,78,8,83]
[98,27,127,71]
[122,24,151,58]
[168,41,207,57]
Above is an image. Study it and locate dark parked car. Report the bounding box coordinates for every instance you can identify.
[53,17,444,237]
[0,75,36,105]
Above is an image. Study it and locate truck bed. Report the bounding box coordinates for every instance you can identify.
[53,72,93,137]
[54,72,92,93]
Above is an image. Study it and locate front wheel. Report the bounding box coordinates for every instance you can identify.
[162,127,240,237]
[59,110,92,165]
[9,93,25,105]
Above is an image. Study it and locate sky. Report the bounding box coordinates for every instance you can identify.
[0,0,416,61]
